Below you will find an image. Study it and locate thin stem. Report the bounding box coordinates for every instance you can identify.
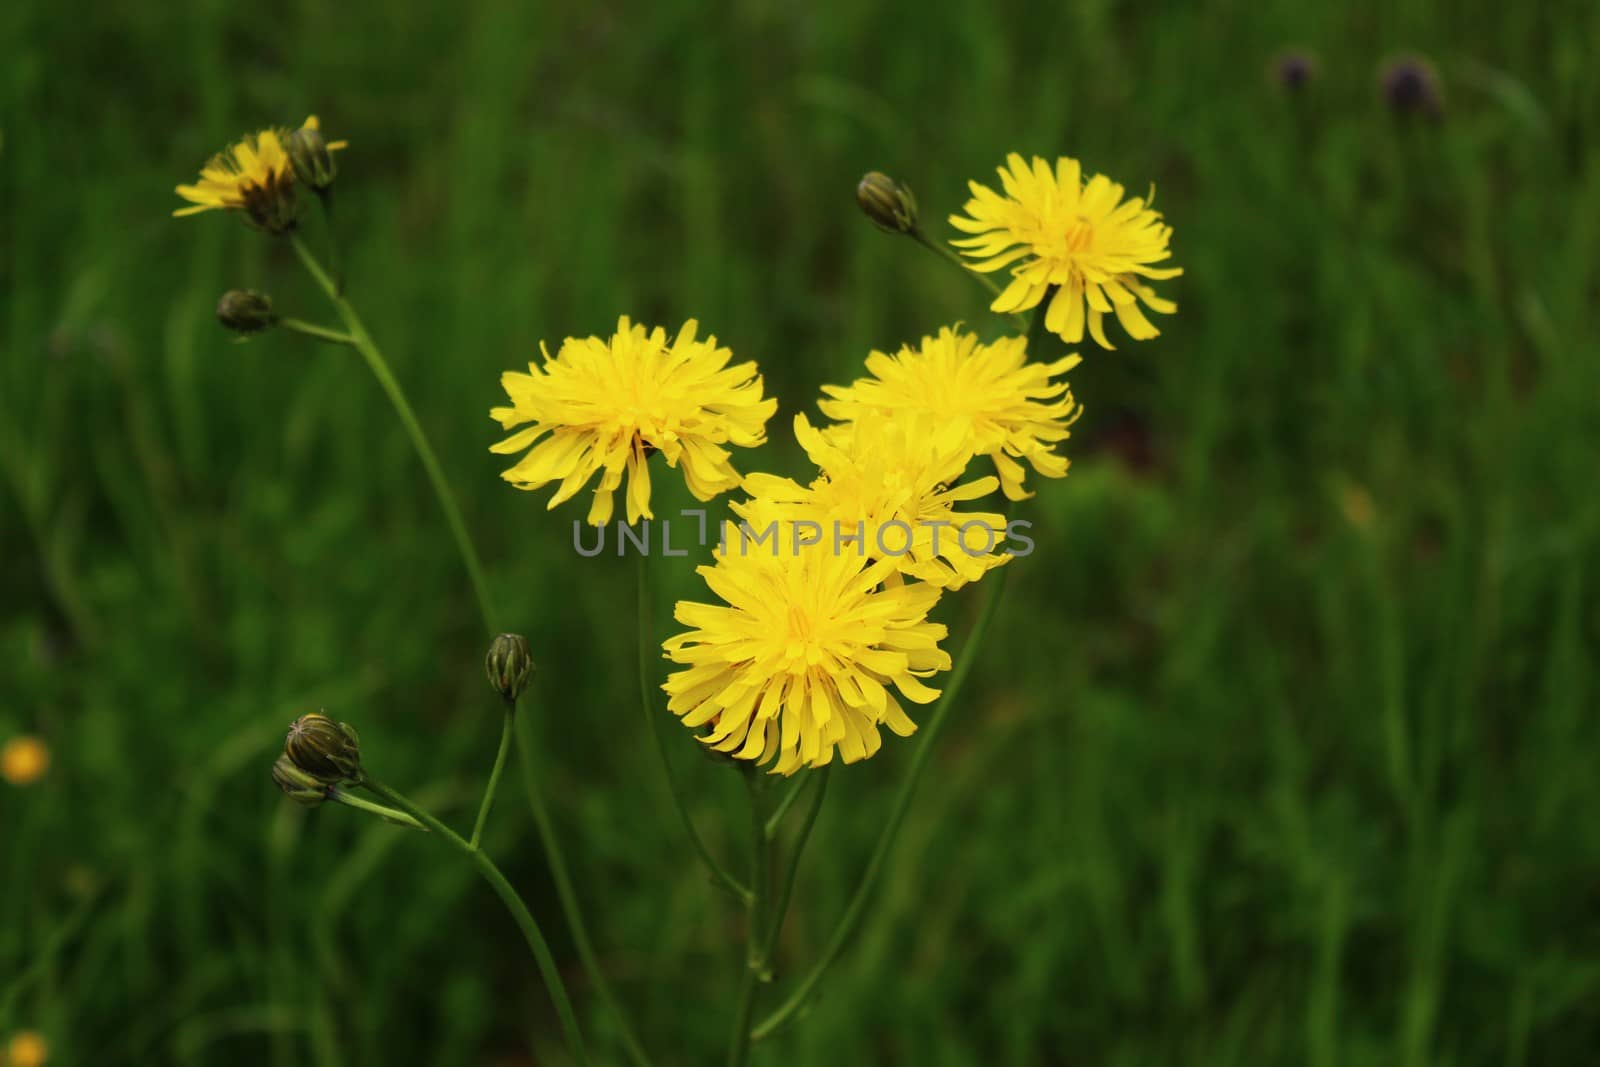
[726,774,771,1067]
[636,548,753,903]
[751,567,1010,1042]
[761,764,831,970]
[290,235,499,634]
[910,230,1030,330]
[764,775,810,840]
[469,707,516,850]
[513,711,656,1067]
[328,788,426,830]
[362,776,589,1067]
[279,318,355,346]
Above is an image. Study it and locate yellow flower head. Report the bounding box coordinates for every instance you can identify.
[491,316,776,526]
[5,1031,47,1067]
[1,735,50,787]
[663,538,950,774]
[818,326,1080,501]
[740,413,1008,589]
[174,116,347,231]
[950,153,1181,349]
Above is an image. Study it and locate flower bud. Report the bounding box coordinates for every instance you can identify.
[284,712,362,782]
[1380,53,1443,118]
[216,289,278,335]
[271,754,330,806]
[485,633,534,702]
[288,122,338,192]
[1270,49,1318,92]
[856,171,919,235]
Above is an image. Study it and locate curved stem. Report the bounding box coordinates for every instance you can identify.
[469,708,516,850]
[328,788,425,830]
[762,764,831,969]
[513,712,655,1067]
[636,549,753,903]
[726,774,771,1067]
[910,231,1029,330]
[764,775,809,840]
[751,566,1010,1042]
[290,235,499,634]
[361,776,589,1066]
[279,318,354,346]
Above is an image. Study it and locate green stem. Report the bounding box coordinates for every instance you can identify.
[290,235,499,634]
[911,230,1029,329]
[328,787,426,830]
[279,318,354,346]
[361,776,589,1066]
[636,548,753,903]
[761,765,831,969]
[764,775,809,840]
[751,567,1010,1042]
[513,711,655,1067]
[469,707,516,849]
[726,774,771,1067]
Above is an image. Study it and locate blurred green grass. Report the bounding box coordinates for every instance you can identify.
[5,1,1600,1064]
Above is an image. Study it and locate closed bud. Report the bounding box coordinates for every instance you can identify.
[485,633,534,702]
[1380,53,1444,119]
[272,754,330,806]
[288,123,338,192]
[284,711,363,782]
[1269,48,1319,93]
[856,171,919,235]
[216,289,278,335]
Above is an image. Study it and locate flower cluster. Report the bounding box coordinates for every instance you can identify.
[174,115,346,232]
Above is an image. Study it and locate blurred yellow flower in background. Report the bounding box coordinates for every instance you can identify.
[740,413,1008,589]
[491,316,776,525]
[950,153,1180,348]
[173,116,346,231]
[1,736,50,786]
[5,1030,49,1067]
[663,539,950,774]
[819,326,1080,501]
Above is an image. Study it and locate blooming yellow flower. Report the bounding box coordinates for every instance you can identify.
[173,116,346,231]
[662,536,950,774]
[739,413,1008,589]
[5,1031,48,1067]
[1,735,50,786]
[818,326,1080,501]
[949,153,1180,348]
[491,316,776,525]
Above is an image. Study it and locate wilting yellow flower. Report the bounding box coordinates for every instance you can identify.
[5,1030,48,1067]
[491,316,776,525]
[819,326,1080,501]
[173,116,347,231]
[950,153,1180,348]
[663,538,950,774]
[740,414,1007,589]
[1,735,50,786]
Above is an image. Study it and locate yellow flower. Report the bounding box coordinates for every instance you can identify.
[1,735,50,786]
[663,536,950,774]
[740,413,1008,589]
[173,116,347,231]
[818,325,1080,501]
[949,153,1181,348]
[6,1030,48,1067]
[491,316,776,525]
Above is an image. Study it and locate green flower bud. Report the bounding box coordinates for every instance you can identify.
[485,633,534,702]
[272,754,330,806]
[856,171,919,235]
[216,289,279,335]
[284,711,362,782]
[287,124,338,192]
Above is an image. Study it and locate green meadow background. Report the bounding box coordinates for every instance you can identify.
[5,1,1599,1064]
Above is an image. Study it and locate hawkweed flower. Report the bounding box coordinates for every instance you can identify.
[215,289,278,335]
[819,326,1081,501]
[173,115,347,232]
[5,1031,48,1067]
[283,712,362,782]
[1380,53,1444,118]
[662,539,950,774]
[485,632,535,702]
[740,413,1008,589]
[856,171,920,235]
[1,735,50,786]
[491,316,777,525]
[949,153,1180,348]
